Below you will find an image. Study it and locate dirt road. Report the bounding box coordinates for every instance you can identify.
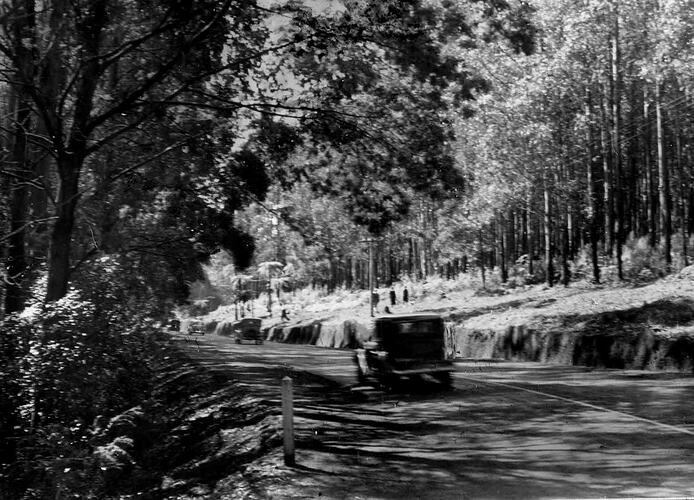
[176,333,694,499]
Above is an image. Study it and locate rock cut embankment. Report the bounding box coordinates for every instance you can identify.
[201,282,694,373]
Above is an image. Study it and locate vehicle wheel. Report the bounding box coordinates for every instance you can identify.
[434,372,453,388]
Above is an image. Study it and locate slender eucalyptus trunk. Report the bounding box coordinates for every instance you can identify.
[585,98,601,283]
[561,213,570,287]
[526,193,534,277]
[497,215,508,283]
[543,174,554,287]
[601,91,614,256]
[655,79,672,268]
[611,13,624,280]
[643,88,657,246]
[477,229,486,288]
[675,105,688,266]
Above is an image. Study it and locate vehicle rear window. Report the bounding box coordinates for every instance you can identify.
[395,320,440,334]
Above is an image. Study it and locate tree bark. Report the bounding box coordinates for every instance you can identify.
[4,0,37,314]
[44,0,108,302]
[526,193,534,277]
[675,102,688,266]
[561,212,570,287]
[611,12,624,280]
[655,79,672,268]
[585,98,601,283]
[45,159,82,301]
[601,90,614,256]
[497,215,508,283]
[477,229,486,288]
[5,90,31,314]
[543,174,554,287]
[643,87,657,246]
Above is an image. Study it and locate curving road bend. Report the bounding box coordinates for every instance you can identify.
[175,332,694,499]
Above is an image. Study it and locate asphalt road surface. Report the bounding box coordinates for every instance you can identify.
[176,332,694,499]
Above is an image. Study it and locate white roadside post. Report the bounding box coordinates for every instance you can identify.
[281,376,295,466]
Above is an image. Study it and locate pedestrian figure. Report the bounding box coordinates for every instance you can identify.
[402,288,409,303]
[371,292,380,312]
[384,306,392,314]
[281,307,290,321]
[389,288,396,307]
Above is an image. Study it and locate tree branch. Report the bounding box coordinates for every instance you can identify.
[84,0,236,134]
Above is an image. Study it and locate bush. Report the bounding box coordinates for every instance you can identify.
[1,255,166,498]
[621,235,668,280]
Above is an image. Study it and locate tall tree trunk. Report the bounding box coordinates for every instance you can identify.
[655,79,672,268]
[675,103,688,266]
[497,215,508,283]
[4,0,38,314]
[45,161,81,302]
[601,91,614,256]
[687,128,694,239]
[44,0,107,302]
[521,205,528,256]
[585,98,601,283]
[643,87,657,246]
[526,193,534,276]
[408,237,415,277]
[561,212,570,287]
[507,209,516,263]
[611,13,624,280]
[477,229,486,288]
[1,0,38,466]
[5,90,31,314]
[543,174,554,287]
[419,236,427,279]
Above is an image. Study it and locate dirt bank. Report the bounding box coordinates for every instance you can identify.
[203,274,694,373]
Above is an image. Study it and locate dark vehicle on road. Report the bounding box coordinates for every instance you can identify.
[187,320,205,335]
[354,313,453,388]
[233,318,264,344]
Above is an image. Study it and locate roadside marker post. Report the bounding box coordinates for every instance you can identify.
[281,376,295,466]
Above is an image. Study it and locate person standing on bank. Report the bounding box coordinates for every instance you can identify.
[371,292,380,313]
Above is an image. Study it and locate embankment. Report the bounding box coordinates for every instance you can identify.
[201,294,694,373]
[454,297,694,371]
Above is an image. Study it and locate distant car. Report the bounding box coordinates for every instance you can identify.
[353,313,453,389]
[232,318,263,344]
[186,321,205,335]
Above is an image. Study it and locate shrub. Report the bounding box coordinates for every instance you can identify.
[621,235,668,280]
[1,255,166,498]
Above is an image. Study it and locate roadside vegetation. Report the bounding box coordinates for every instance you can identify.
[2,0,694,498]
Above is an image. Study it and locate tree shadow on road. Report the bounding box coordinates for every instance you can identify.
[173,336,694,499]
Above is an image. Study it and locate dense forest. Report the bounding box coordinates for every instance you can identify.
[1,0,693,496]
[234,0,694,294]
